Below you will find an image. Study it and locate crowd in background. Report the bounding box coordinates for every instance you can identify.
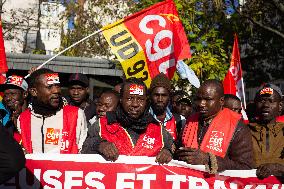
[0,68,283,183]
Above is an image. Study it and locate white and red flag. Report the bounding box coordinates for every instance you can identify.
[102,0,191,87]
[223,34,247,119]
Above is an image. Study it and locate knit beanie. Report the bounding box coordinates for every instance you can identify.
[149,73,171,93]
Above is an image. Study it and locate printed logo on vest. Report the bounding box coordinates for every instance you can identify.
[206,131,224,153]
[142,135,155,149]
[60,131,70,151]
[45,128,61,145]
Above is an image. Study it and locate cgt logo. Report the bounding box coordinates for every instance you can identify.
[139,14,178,74]
[206,131,224,153]
[45,128,61,145]
[142,135,155,149]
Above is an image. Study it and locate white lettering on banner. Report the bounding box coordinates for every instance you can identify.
[116,173,135,189]
[188,176,209,189]
[206,131,224,153]
[214,180,238,189]
[136,174,156,189]
[44,170,62,189]
[139,15,175,74]
[116,173,158,189]
[166,175,186,189]
[85,172,105,189]
[1,159,283,189]
[65,171,83,189]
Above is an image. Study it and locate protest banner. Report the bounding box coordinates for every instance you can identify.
[1,154,282,189]
[102,0,191,87]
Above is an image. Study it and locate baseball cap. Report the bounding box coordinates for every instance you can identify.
[68,73,89,88]
[256,83,283,98]
[177,93,192,105]
[0,75,28,91]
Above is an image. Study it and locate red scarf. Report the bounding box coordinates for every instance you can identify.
[182,108,241,157]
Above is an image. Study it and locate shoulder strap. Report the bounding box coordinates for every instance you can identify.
[62,105,79,154]
[19,109,33,153]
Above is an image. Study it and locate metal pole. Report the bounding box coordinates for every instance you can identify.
[25,28,102,79]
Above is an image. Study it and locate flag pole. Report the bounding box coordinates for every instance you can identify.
[241,77,247,109]
[25,28,102,79]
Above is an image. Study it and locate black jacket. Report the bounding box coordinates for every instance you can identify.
[0,125,25,184]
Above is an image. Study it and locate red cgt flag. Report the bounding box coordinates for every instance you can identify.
[223,34,248,120]
[0,17,8,84]
[102,0,191,87]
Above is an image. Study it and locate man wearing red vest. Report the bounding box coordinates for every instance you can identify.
[82,78,173,164]
[176,79,254,173]
[149,73,183,141]
[17,68,88,154]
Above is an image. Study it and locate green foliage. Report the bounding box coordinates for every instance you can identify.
[32,49,46,55]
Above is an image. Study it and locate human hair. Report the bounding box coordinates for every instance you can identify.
[201,79,224,98]
[120,77,147,98]
[28,68,55,88]
[224,94,241,102]
[100,89,120,100]
[171,90,189,98]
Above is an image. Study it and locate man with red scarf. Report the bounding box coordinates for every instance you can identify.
[176,79,254,173]
[82,78,173,164]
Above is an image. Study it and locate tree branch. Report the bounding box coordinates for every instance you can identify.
[271,0,284,13]
[232,3,284,40]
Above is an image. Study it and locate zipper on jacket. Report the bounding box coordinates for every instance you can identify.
[266,128,270,152]
[41,117,46,153]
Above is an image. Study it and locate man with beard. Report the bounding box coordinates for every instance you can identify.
[249,84,284,179]
[17,68,87,154]
[149,73,183,141]
[67,73,96,122]
[82,78,173,164]
[176,79,254,173]
[0,75,28,134]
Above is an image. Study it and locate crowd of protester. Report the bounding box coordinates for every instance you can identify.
[0,68,283,183]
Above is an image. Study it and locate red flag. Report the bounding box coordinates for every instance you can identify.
[223,35,247,118]
[0,17,8,84]
[102,0,191,87]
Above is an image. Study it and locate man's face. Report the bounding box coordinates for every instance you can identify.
[3,88,25,111]
[96,93,119,118]
[31,74,61,109]
[68,85,88,105]
[150,87,170,115]
[176,101,192,118]
[121,83,147,119]
[255,93,282,123]
[171,94,182,113]
[224,99,242,113]
[195,84,224,119]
